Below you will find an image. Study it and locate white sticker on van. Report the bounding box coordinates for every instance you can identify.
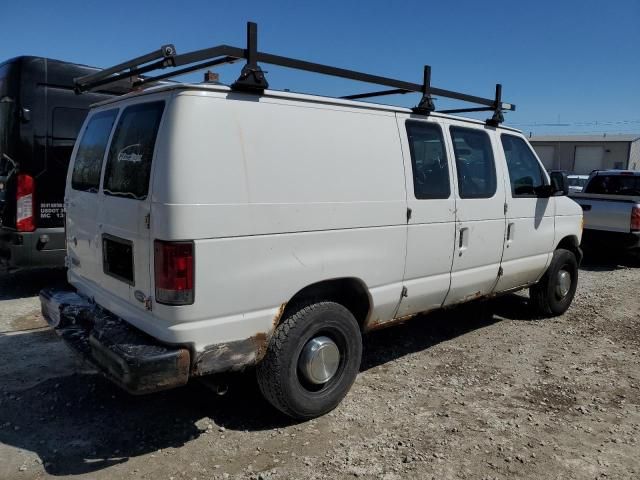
[117,144,144,163]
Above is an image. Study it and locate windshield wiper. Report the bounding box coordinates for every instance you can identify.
[103,189,145,200]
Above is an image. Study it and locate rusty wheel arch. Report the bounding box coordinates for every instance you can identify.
[277,277,372,331]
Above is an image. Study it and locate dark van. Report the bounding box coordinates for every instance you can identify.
[0,56,128,271]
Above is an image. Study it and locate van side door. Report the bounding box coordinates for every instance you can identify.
[494,133,555,291]
[42,95,88,231]
[443,123,507,305]
[395,116,456,317]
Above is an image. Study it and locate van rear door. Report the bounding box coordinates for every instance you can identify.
[66,108,119,281]
[96,101,165,310]
[39,105,88,229]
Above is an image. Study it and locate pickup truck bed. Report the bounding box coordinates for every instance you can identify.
[571,171,640,258]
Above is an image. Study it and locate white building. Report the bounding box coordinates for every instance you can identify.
[530,134,640,173]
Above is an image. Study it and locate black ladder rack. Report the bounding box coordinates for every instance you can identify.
[74,22,515,125]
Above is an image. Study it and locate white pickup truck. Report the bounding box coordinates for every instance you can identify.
[571,170,640,259]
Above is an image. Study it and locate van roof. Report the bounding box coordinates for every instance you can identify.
[92,82,523,134]
[0,56,136,95]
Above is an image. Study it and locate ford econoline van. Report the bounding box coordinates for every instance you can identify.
[41,25,583,419]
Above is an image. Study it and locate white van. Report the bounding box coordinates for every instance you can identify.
[41,25,583,419]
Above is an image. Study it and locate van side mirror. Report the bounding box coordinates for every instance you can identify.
[549,171,569,196]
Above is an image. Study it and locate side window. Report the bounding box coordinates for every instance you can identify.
[500,134,545,196]
[71,109,118,193]
[450,126,497,199]
[103,101,165,200]
[406,121,450,199]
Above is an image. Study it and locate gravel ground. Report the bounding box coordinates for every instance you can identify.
[0,257,638,480]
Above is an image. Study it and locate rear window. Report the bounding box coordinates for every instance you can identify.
[71,109,118,193]
[103,101,164,200]
[584,175,640,196]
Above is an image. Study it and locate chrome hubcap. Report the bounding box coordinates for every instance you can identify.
[298,336,340,385]
[556,269,571,298]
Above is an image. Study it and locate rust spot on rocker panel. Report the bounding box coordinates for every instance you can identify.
[365,313,418,332]
[462,291,484,302]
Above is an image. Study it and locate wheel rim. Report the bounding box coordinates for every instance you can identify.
[555,268,572,299]
[298,336,341,385]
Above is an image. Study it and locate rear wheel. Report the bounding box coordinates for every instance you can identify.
[530,248,578,317]
[256,301,362,419]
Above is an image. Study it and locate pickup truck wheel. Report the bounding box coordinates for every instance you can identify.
[530,248,578,317]
[256,301,362,420]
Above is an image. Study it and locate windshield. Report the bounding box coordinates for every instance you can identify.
[584,175,640,196]
[103,101,164,200]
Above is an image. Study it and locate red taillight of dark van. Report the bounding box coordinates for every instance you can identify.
[16,174,35,232]
[154,240,194,305]
[631,206,640,232]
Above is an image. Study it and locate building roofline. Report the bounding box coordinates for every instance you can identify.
[530,134,640,143]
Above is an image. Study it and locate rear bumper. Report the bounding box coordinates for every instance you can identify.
[40,289,191,394]
[582,229,640,255]
[0,227,65,271]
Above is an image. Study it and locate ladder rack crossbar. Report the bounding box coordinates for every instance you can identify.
[74,22,515,123]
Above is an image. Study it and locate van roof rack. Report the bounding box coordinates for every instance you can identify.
[74,22,515,126]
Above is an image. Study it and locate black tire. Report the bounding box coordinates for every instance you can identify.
[530,248,578,317]
[256,301,362,419]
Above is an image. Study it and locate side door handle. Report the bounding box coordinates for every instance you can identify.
[581,204,591,211]
[458,227,469,255]
[506,222,515,245]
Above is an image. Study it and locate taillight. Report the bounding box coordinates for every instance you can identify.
[16,174,35,232]
[154,240,194,305]
[631,206,640,232]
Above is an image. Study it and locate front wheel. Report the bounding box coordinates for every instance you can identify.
[530,248,578,317]
[256,301,362,420]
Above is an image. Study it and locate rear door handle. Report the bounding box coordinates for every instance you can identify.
[581,204,591,211]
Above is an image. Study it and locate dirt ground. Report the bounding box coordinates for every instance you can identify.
[0,257,639,480]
